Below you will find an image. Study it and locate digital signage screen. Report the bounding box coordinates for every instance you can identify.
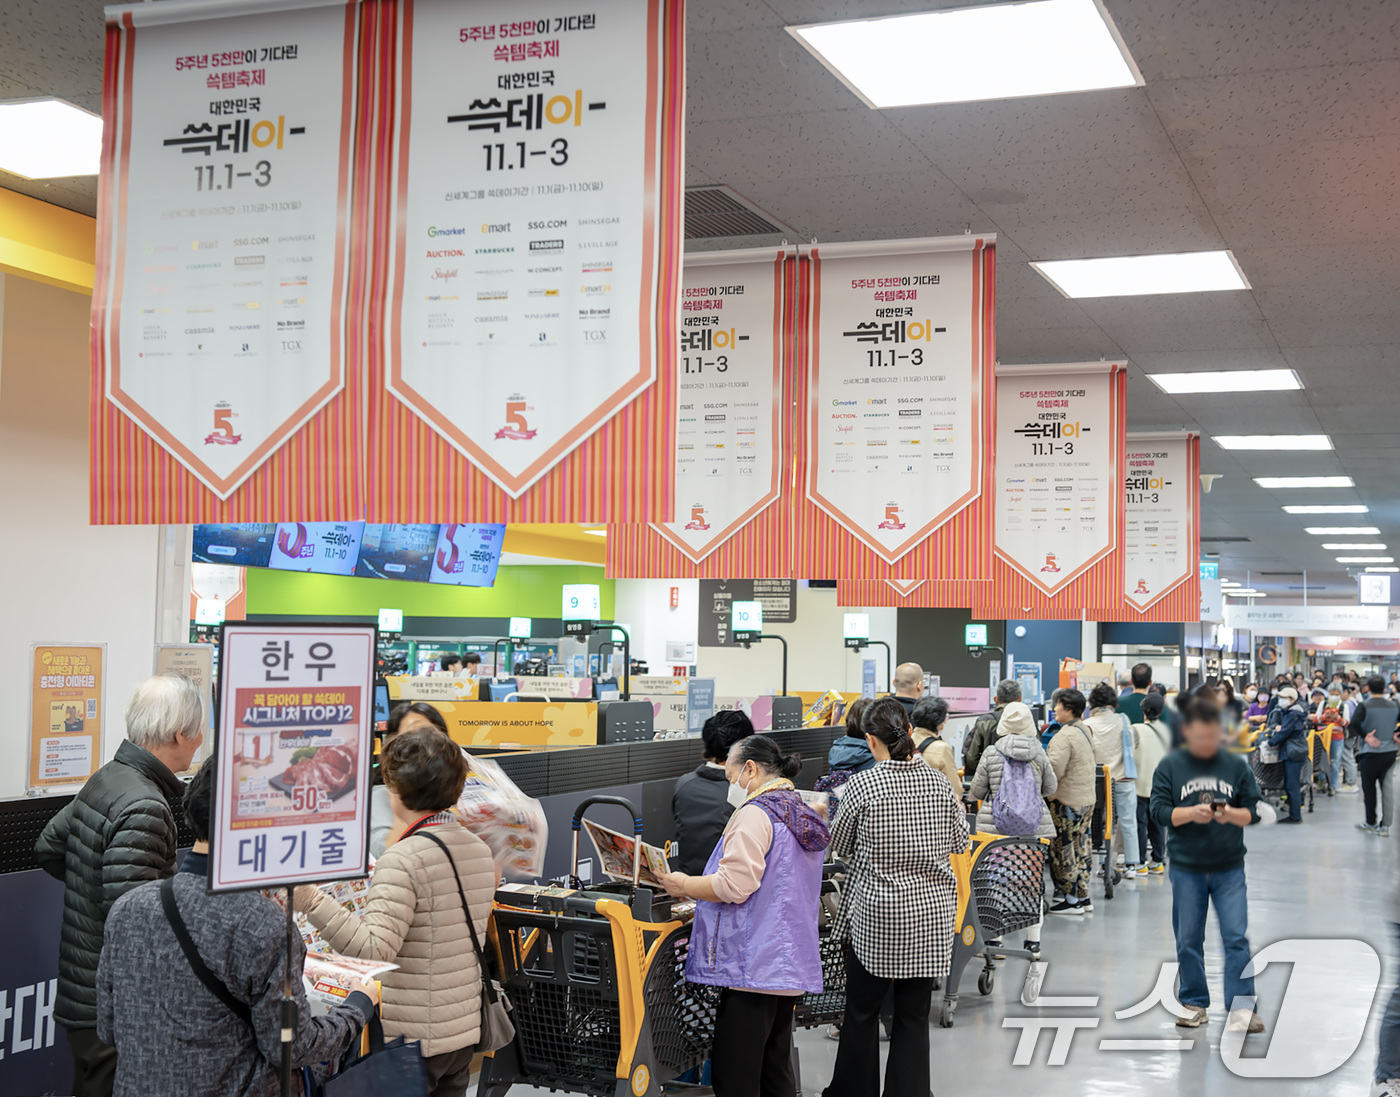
[192,524,277,567]
[428,524,507,587]
[267,522,365,576]
[356,524,440,583]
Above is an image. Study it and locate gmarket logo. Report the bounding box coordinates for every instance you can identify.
[428,226,466,237]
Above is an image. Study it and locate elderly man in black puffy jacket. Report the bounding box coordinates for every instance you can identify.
[35,674,205,1097]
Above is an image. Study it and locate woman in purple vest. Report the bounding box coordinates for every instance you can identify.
[659,735,829,1097]
[824,697,969,1097]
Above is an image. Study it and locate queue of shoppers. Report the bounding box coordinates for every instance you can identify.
[40,657,1343,1097]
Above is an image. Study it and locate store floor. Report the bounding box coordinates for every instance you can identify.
[507,792,1392,1095]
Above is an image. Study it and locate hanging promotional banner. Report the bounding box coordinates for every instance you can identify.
[1120,432,1201,620]
[804,237,992,564]
[381,0,685,510]
[212,623,376,891]
[95,0,363,516]
[977,362,1126,618]
[609,248,791,576]
[28,645,107,790]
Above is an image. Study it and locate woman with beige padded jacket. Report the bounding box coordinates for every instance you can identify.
[295,729,496,1097]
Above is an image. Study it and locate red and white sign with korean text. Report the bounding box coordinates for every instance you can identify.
[212,624,375,891]
[1124,432,1196,611]
[388,0,669,496]
[807,237,990,563]
[98,0,356,499]
[653,249,785,563]
[993,363,1121,594]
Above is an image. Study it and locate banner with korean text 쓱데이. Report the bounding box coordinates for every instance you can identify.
[29,645,107,790]
[212,624,375,892]
[381,0,685,509]
[95,0,362,516]
[1119,432,1201,621]
[975,362,1126,618]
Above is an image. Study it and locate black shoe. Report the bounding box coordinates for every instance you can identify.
[1280,816,1303,824]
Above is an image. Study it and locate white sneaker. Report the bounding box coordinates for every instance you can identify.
[1133,864,1148,877]
[1371,1079,1400,1097]
[1226,1008,1265,1034]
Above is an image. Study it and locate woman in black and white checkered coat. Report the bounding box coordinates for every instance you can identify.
[823,696,969,1097]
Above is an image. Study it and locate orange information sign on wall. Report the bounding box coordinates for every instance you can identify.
[28,644,106,790]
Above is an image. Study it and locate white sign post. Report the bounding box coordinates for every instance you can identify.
[211,623,376,892]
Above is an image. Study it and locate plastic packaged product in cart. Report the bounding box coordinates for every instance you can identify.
[455,754,548,879]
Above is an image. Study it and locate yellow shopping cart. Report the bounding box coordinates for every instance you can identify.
[478,797,716,1097]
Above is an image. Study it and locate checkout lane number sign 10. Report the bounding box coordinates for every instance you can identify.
[732,600,763,635]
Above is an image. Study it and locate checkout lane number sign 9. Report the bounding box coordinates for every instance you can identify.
[562,584,602,621]
[965,623,988,647]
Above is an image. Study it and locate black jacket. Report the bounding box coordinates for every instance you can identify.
[672,763,733,875]
[35,739,185,1029]
[961,705,1004,777]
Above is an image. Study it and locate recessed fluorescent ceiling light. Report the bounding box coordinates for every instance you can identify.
[1322,544,1387,551]
[583,529,607,537]
[1306,527,1380,535]
[1225,591,1266,597]
[1214,435,1332,451]
[786,0,1141,109]
[1283,505,1369,514]
[1366,567,1400,573]
[0,99,102,178]
[1337,557,1394,564]
[1147,369,1301,395]
[1032,250,1249,299]
[1254,476,1354,489]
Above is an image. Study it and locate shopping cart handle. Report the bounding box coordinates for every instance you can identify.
[570,795,645,891]
[571,795,644,836]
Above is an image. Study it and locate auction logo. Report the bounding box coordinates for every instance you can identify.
[277,523,314,560]
[877,503,906,531]
[495,398,538,441]
[205,402,242,446]
[684,505,711,532]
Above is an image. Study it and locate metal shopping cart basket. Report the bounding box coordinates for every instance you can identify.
[937,833,1049,1028]
[794,861,847,1031]
[478,797,719,1097]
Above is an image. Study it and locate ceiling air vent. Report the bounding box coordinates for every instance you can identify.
[685,185,794,240]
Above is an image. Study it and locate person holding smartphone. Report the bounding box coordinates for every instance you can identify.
[1150,695,1268,1036]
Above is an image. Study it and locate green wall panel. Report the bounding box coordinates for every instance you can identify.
[244,565,613,619]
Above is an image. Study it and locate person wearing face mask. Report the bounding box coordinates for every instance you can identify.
[660,736,829,1097]
[1245,686,1271,731]
[822,697,968,1097]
